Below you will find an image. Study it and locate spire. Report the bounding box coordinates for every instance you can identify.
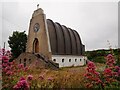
[32,5,44,17]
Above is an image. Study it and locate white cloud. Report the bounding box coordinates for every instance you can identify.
[0,1,118,51]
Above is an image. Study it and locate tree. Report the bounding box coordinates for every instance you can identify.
[8,31,27,59]
[116,48,120,66]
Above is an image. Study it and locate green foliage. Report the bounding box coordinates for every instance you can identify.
[8,31,27,59]
[116,48,120,66]
[92,56,106,63]
[85,49,119,64]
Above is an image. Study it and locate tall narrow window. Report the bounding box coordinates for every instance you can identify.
[62,59,64,63]
[20,59,21,64]
[69,59,71,62]
[80,59,82,61]
[75,59,77,62]
[33,38,39,53]
[24,58,26,67]
[29,59,31,64]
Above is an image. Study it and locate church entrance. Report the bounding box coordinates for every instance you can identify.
[33,38,39,53]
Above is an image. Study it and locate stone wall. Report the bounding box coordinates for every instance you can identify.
[16,52,59,70]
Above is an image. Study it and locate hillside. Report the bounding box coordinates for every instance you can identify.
[85,48,120,65]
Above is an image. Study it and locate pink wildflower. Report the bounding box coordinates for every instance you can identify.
[18,64,24,69]
[115,66,120,71]
[24,67,29,72]
[2,48,5,54]
[48,77,53,81]
[2,63,8,67]
[20,77,25,81]
[6,71,12,75]
[112,72,118,77]
[87,61,96,69]
[9,62,13,65]
[5,66,11,70]
[2,56,9,63]
[27,75,33,81]
[106,54,116,67]
[13,85,19,89]
[0,65,2,69]
[94,72,100,76]
[96,79,102,84]
[84,61,103,88]
[104,68,112,77]
[118,70,120,75]
[39,75,44,80]
[13,77,29,90]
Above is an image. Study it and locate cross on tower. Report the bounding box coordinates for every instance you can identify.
[37,4,39,9]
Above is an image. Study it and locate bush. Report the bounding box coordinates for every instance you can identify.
[93,56,106,63]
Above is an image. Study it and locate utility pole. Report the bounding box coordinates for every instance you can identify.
[3,42,5,49]
[2,42,6,55]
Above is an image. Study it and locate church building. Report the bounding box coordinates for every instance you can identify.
[16,8,87,68]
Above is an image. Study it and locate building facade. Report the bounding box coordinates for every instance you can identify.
[17,8,87,68]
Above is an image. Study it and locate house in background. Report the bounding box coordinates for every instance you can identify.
[16,8,87,69]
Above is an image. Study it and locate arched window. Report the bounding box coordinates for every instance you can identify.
[75,59,77,62]
[62,59,64,63]
[80,59,82,61]
[69,59,71,62]
[33,38,39,53]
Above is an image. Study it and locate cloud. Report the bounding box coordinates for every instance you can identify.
[0,1,118,51]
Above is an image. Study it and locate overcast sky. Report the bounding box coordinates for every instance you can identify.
[0,0,118,51]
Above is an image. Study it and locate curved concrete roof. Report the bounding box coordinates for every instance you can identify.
[47,19,84,55]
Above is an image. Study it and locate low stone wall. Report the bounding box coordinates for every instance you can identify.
[16,52,59,70]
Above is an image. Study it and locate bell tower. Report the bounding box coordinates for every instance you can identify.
[26,7,51,59]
